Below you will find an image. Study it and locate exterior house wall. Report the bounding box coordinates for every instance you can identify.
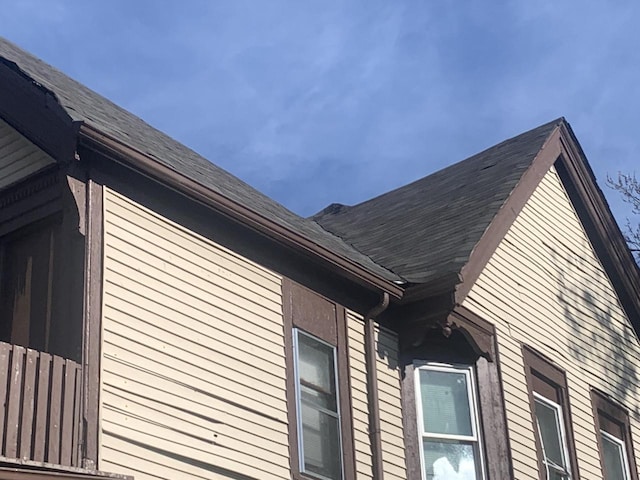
[99,187,406,480]
[0,118,54,189]
[100,188,290,480]
[463,165,640,479]
[347,311,406,480]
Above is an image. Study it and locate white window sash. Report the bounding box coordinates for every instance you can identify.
[299,401,341,419]
[415,364,480,438]
[414,362,486,480]
[533,392,572,479]
[293,328,344,480]
[601,429,631,480]
[422,431,478,442]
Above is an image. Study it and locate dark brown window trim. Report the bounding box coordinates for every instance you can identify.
[400,362,421,480]
[522,346,580,480]
[400,307,512,480]
[590,389,639,480]
[282,278,356,480]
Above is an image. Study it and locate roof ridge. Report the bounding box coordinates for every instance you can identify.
[314,117,564,218]
[314,119,561,287]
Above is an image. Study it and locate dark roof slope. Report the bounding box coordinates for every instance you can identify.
[0,37,400,283]
[314,119,563,285]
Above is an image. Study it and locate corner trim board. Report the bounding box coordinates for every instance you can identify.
[81,178,103,468]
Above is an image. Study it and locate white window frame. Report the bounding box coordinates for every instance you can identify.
[293,328,344,480]
[414,362,486,480]
[600,429,632,480]
[533,392,572,480]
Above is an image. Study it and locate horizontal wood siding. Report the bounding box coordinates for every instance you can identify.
[0,118,54,190]
[464,165,640,479]
[101,189,289,480]
[348,310,406,480]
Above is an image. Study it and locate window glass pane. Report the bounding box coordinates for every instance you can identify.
[420,369,472,436]
[602,432,628,480]
[547,470,569,480]
[298,332,337,411]
[535,399,566,468]
[422,440,477,480]
[301,402,342,480]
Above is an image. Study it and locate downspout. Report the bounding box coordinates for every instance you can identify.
[364,292,390,480]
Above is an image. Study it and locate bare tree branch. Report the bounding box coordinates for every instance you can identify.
[608,172,640,263]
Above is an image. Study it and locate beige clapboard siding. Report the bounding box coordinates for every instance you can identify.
[0,118,55,189]
[495,331,540,479]
[101,188,290,480]
[347,310,406,480]
[464,165,640,480]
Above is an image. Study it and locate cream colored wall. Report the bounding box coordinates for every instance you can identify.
[0,118,54,190]
[463,165,640,479]
[347,311,406,480]
[100,188,290,480]
[101,188,404,480]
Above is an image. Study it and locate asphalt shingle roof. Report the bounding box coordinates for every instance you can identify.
[0,37,400,283]
[313,119,562,285]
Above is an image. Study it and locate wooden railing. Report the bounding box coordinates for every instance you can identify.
[0,341,82,467]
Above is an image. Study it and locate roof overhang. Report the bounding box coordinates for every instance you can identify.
[398,121,640,337]
[0,57,78,163]
[78,123,404,301]
[555,122,640,334]
[0,44,402,301]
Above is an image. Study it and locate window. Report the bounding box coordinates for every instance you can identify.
[591,390,638,480]
[282,279,355,480]
[601,431,630,479]
[415,363,485,480]
[294,329,342,480]
[523,347,578,480]
[534,393,571,479]
[401,307,512,480]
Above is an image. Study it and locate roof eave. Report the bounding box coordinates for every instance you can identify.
[397,124,564,307]
[431,120,640,336]
[0,57,79,163]
[555,122,640,334]
[399,271,462,305]
[78,123,404,300]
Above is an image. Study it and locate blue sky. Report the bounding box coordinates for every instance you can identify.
[2,1,639,230]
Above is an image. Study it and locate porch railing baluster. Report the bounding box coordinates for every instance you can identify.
[0,341,82,467]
